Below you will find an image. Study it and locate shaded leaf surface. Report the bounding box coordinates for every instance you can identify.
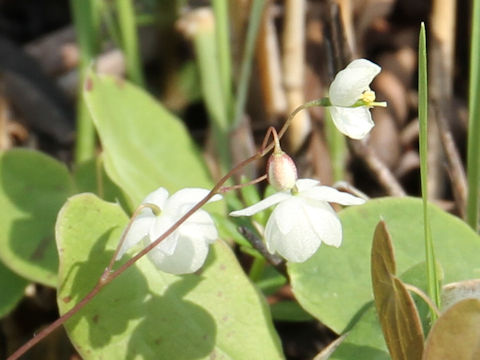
[56,194,283,359]
[0,261,27,317]
[0,149,75,286]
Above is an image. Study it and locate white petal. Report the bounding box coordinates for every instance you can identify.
[329,59,381,106]
[265,198,322,262]
[271,197,303,235]
[295,179,320,192]
[147,233,211,274]
[229,192,291,217]
[328,106,374,139]
[180,209,218,243]
[165,188,221,216]
[301,186,365,205]
[142,188,169,208]
[303,201,343,247]
[116,212,155,260]
[149,214,179,256]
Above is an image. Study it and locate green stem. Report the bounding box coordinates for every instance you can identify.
[249,257,266,282]
[71,0,101,164]
[115,0,145,87]
[466,0,480,230]
[192,23,230,172]
[324,106,346,181]
[232,0,267,128]
[212,0,232,116]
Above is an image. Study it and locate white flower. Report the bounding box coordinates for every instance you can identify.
[328,59,382,139]
[117,187,221,274]
[230,179,365,263]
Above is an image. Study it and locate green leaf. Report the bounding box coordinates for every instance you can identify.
[371,221,424,360]
[270,300,314,322]
[83,72,218,209]
[73,157,127,206]
[331,263,432,360]
[0,261,27,317]
[423,299,480,359]
[289,197,480,334]
[56,194,284,359]
[0,149,75,286]
[329,304,389,360]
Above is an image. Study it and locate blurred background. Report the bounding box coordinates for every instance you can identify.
[0,0,473,358]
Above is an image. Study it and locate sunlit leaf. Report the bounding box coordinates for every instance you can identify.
[289,197,480,334]
[83,72,219,212]
[56,194,283,359]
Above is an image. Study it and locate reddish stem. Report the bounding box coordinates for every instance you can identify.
[8,100,315,360]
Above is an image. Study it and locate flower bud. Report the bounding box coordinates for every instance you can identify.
[267,151,298,191]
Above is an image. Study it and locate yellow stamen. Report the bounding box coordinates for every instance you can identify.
[361,90,376,104]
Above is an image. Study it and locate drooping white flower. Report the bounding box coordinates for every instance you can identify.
[230,179,365,263]
[117,188,221,274]
[328,59,383,139]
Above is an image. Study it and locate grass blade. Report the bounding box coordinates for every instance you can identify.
[212,0,233,115]
[418,22,441,320]
[115,0,145,87]
[466,0,480,230]
[232,0,267,128]
[70,0,101,164]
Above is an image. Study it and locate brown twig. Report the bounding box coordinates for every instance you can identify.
[349,139,406,197]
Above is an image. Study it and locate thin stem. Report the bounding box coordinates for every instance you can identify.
[115,0,145,87]
[8,101,314,360]
[219,174,267,193]
[249,257,266,282]
[232,0,267,128]
[212,0,232,115]
[71,0,100,164]
[419,23,441,318]
[103,203,160,277]
[404,284,440,318]
[95,155,104,198]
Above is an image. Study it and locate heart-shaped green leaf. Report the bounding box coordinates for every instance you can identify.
[56,194,283,359]
[423,298,480,359]
[289,197,480,334]
[0,149,75,286]
[83,72,218,210]
[371,221,424,360]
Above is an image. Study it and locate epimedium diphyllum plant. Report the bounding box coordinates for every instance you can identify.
[7,58,383,359]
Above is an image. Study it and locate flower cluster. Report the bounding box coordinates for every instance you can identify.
[231,179,364,262]
[118,58,379,272]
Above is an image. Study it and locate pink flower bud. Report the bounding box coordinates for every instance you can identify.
[267,151,298,191]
